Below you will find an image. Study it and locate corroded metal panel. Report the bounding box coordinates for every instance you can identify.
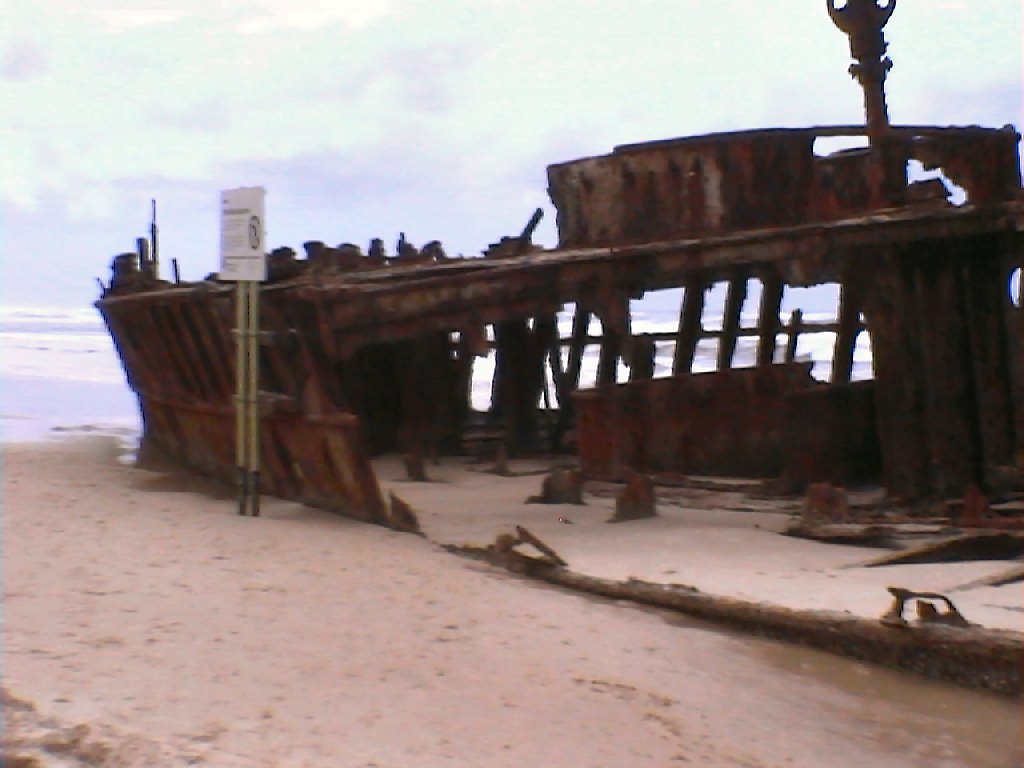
[574,364,817,480]
[548,129,818,248]
[101,290,388,524]
[784,382,882,489]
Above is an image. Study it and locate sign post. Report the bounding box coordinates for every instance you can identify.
[220,186,266,516]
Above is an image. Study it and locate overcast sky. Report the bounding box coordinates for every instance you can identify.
[1,0,1020,309]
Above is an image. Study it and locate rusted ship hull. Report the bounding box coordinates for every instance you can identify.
[97,122,1023,523]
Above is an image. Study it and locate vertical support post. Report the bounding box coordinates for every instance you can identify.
[233,282,262,515]
[673,278,706,376]
[247,281,261,516]
[136,237,151,277]
[596,330,619,385]
[862,249,930,499]
[832,282,863,384]
[785,309,803,364]
[630,335,656,381]
[1006,251,1024,466]
[492,319,537,455]
[756,271,784,368]
[553,304,590,449]
[235,282,249,515]
[910,250,979,495]
[959,240,1014,478]
[717,272,748,370]
[221,185,266,515]
[565,304,591,391]
[534,314,561,450]
[150,198,159,279]
[596,297,630,387]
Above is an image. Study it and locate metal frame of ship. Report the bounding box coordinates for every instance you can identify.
[96,1,1024,528]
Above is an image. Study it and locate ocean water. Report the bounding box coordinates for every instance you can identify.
[0,306,140,443]
[0,302,873,443]
[469,301,873,411]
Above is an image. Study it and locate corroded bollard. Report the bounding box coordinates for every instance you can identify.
[526,467,584,505]
[609,470,656,523]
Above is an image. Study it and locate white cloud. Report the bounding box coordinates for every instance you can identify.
[1,0,1021,306]
[232,0,398,34]
[1,38,49,81]
[90,7,191,32]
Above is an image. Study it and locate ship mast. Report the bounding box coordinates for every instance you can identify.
[827,0,897,141]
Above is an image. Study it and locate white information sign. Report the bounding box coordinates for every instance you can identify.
[219,186,267,282]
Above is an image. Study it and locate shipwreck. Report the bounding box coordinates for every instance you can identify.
[97,1,1024,527]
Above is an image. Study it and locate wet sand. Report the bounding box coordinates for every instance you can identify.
[3,437,1022,767]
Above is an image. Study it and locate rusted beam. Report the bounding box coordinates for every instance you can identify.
[629,335,656,381]
[596,297,631,386]
[533,314,562,448]
[756,270,784,367]
[164,301,218,400]
[492,319,539,454]
[717,272,748,370]
[911,246,981,495]
[862,251,930,498]
[565,303,589,391]
[596,325,620,386]
[455,323,485,427]
[832,281,864,384]
[784,309,803,364]
[1007,250,1024,463]
[959,238,1016,477]
[143,305,198,399]
[553,303,591,446]
[540,315,566,409]
[190,297,236,401]
[672,278,706,375]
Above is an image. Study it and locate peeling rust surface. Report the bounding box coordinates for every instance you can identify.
[574,364,818,480]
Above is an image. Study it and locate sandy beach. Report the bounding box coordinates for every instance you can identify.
[3,436,1022,767]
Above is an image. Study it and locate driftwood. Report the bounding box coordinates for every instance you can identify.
[784,522,896,547]
[949,564,1024,591]
[447,532,1024,697]
[860,533,1024,567]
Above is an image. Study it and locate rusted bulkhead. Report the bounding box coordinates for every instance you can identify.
[550,125,1023,499]
[98,287,389,523]
[575,364,882,485]
[547,126,1021,249]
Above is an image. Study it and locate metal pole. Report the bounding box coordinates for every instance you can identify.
[235,281,249,515]
[247,280,261,516]
[150,199,160,279]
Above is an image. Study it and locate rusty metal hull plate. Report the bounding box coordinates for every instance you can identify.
[574,364,818,480]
